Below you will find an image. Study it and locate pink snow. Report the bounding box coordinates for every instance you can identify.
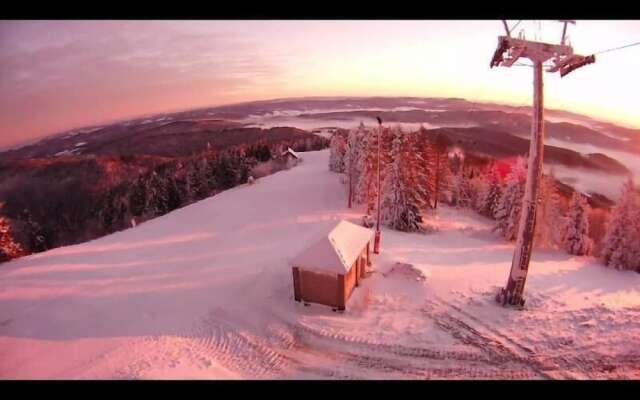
[0,150,638,379]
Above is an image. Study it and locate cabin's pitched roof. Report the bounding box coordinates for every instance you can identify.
[281,147,300,159]
[291,220,373,274]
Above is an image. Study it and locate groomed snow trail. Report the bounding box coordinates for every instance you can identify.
[1,150,639,379]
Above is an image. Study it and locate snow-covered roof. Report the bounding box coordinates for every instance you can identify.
[281,147,300,159]
[291,220,374,274]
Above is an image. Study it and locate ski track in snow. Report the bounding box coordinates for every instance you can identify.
[1,150,639,380]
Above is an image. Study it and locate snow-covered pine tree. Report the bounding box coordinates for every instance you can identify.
[468,171,485,213]
[343,128,360,207]
[186,161,207,201]
[601,179,639,270]
[431,133,452,209]
[380,129,404,228]
[493,156,527,241]
[473,174,489,212]
[355,126,378,214]
[165,171,183,212]
[628,203,640,272]
[147,170,170,217]
[380,128,424,232]
[562,191,593,256]
[203,157,218,193]
[414,128,436,208]
[129,176,148,217]
[535,173,566,248]
[0,214,25,263]
[476,161,503,218]
[236,152,253,184]
[406,131,430,211]
[329,133,346,173]
[99,189,118,231]
[450,167,473,208]
[213,154,237,190]
[19,208,47,253]
[352,123,368,184]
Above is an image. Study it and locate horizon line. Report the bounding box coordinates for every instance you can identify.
[3,94,639,152]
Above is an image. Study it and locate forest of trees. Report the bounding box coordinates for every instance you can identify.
[329,124,640,272]
[0,135,329,263]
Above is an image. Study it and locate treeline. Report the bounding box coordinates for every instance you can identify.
[0,134,329,263]
[329,124,640,273]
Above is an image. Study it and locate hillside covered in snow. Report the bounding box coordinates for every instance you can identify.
[1,150,639,379]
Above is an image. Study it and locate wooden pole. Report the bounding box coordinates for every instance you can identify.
[501,60,545,306]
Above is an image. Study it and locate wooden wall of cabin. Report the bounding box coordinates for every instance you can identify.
[291,243,371,310]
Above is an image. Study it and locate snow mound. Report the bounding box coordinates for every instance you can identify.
[383,262,427,283]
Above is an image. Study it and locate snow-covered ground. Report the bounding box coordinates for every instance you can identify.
[1,150,639,380]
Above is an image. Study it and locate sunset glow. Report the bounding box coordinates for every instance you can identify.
[1,20,639,148]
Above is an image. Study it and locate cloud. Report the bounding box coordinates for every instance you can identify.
[0,21,286,147]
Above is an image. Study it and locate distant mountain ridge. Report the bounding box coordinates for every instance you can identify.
[4,96,638,157]
[1,96,637,181]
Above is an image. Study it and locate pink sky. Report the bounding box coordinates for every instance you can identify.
[1,20,639,149]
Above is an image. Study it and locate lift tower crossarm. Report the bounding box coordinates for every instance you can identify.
[493,36,574,66]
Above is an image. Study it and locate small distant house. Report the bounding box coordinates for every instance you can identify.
[280,147,301,168]
[291,220,373,311]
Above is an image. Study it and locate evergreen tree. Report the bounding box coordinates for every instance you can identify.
[628,205,640,271]
[409,130,433,210]
[99,190,117,231]
[165,172,183,212]
[214,155,237,190]
[237,154,252,184]
[355,126,378,214]
[601,179,640,270]
[476,161,503,218]
[494,157,527,241]
[430,133,452,209]
[351,123,368,188]
[343,128,360,207]
[450,168,473,208]
[380,128,424,232]
[19,208,47,253]
[246,143,271,163]
[114,198,128,231]
[329,133,346,173]
[535,173,565,248]
[129,177,148,217]
[0,214,25,263]
[260,145,272,162]
[202,157,218,194]
[148,170,169,216]
[562,191,593,255]
[413,136,431,210]
[186,161,207,201]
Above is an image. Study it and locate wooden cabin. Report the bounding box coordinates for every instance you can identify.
[280,147,301,168]
[291,220,373,311]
